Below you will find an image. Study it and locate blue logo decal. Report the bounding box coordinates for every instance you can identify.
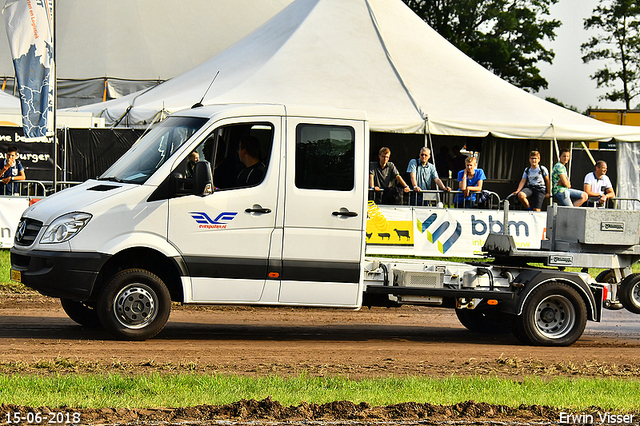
[190,212,237,229]
[416,213,461,254]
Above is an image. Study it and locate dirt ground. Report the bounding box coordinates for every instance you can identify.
[1,291,640,425]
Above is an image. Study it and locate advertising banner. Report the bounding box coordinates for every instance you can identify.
[0,127,53,181]
[366,203,546,258]
[3,0,55,139]
[0,197,28,248]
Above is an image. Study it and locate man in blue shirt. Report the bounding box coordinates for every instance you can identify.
[406,147,450,205]
[1,145,25,195]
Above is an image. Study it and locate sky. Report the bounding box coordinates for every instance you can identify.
[535,0,622,111]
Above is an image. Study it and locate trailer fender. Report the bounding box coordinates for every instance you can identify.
[502,269,601,322]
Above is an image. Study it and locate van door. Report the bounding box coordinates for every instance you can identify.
[279,117,367,307]
[167,118,282,303]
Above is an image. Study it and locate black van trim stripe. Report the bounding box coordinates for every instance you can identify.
[182,256,360,283]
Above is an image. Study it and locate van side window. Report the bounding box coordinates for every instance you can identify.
[211,123,274,190]
[295,124,355,191]
[172,122,274,191]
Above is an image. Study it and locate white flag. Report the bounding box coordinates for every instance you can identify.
[3,0,54,140]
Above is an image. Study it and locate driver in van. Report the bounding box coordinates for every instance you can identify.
[185,151,199,177]
[236,135,266,187]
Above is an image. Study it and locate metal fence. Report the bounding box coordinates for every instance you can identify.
[0,180,82,197]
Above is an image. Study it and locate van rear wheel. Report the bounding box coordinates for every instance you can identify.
[97,269,171,341]
[455,308,514,334]
[60,299,101,328]
[619,273,640,314]
[514,282,586,346]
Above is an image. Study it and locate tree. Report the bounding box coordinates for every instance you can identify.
[403,0,560,92]
[581,0,640,109]
[545,97,582,113]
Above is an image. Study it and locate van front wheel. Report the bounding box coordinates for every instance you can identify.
[97,269,171,341]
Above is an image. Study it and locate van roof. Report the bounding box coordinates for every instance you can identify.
[172,103,368,122]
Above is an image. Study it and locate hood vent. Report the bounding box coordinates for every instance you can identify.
[88,185,120,192]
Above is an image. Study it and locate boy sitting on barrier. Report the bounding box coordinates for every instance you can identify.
[511,150,550,211]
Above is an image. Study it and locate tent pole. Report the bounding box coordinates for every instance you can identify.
[580,141,596,166]
[425,117,435,162]
[52,0,57,193]
[568,142,574,180]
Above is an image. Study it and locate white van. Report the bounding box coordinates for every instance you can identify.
[10,104,607,346]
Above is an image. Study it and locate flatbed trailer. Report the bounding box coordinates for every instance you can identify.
[483,203,640,315]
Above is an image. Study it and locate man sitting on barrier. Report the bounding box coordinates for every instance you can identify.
[0,145,25,196]
[551,148,587,207]
[583,160,615,207]
[406,147,450,206]
[370,147,410,205]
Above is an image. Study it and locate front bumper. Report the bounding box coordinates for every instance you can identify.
[10,248,110,301]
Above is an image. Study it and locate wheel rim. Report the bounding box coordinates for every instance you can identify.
[113,283,158,329]
[632,281,640,307]
[534,294,575,339]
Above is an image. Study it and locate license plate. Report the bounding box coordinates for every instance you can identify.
[10,269,21,283]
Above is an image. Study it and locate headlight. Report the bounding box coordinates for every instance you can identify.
[40,212,92,244]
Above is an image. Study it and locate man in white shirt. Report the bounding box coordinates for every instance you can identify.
[583,160,615,207]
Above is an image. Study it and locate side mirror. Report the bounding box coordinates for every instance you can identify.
[193,160,213,196]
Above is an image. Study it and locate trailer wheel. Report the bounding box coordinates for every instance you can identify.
[60,299,102,328]
[596,269,616,284]
[619,274,640,314]
[97,269,171,341]
[455,308,514,334]
[515,282,587,346]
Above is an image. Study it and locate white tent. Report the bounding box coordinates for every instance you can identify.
[72,0,640,144]
[1,0,294,107]
[0,89,19,109]
[0,90,20,125]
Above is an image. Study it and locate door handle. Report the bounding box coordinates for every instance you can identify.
[332,210,358,217]
[245,207,272,214]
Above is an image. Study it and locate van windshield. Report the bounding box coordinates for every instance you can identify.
[99,116,208,184]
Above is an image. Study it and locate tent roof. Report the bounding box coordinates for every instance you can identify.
[1,0,293,80]
[72,0,640,142]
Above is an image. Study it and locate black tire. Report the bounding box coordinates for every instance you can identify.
[514,282,587,346]
[455,308,514,334]
[60,298,102,328]
[596,269,616,284]
[97,269,171,341]
[596,269,625,310]
[619,273,640,314]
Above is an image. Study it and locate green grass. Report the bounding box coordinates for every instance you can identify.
[0,249,27,293]
[0,374,639,410]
